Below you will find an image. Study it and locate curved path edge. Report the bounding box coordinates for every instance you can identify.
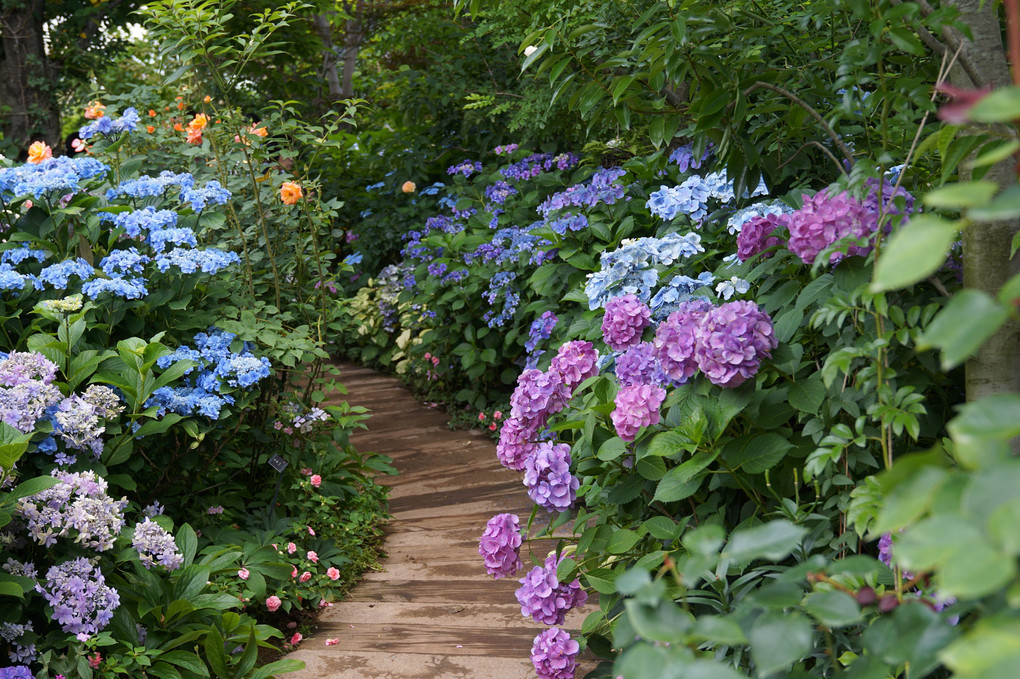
[285,363,592,679]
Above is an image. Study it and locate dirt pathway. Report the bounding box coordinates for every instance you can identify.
[286,364,591,678]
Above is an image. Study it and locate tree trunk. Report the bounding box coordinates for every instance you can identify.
[948,0,1020,405]
[340,0,366,99]
[0,0,61,155]
[313,12,344,104]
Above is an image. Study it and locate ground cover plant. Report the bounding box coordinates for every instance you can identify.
[341,1,1020,678]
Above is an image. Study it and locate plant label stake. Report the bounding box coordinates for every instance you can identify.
[268,454,288,519]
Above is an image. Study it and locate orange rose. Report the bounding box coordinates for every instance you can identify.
[187,113,208,132]
[280,181,303,205]
[251,124,268,137]
[401,181,416,193]
[203,95,212,103]
[84,101,105,119]
[27,141,52,164]
[71,138,87,153]
[148,109,157,117]
[186,127,203,145]
[146,125,155,134]
[177,101,185,110]
[173,122,184,132]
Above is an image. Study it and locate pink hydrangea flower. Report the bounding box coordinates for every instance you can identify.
[611,384,666,441]
[653,300,712,383]
[601,294,651,351]
[496,416,538,471]
[327,567,340,580]
[694,300,777,388]
[479,513,523,578]
[550,340,599,391]
[786,190,873,264]
[737,213,786,262]
[531,628,580,679]
[238,568,250,580]
[523,442,579,512]
[266,596,282,612]
[509,369,570,427]
[310,474,322,487]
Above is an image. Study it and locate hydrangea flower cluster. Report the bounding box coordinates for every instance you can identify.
[105,171,194,200]
[614,342,666,387]
[537,167,627,217]
[148,328,272,419]
[0,667,33,679]
[668,143,711,173]
[500,153,578,181]
[131,518,183,570]
[531,628,580,679]
[482,271,520,328]
[612,384,667,441]
[523,442,579,512]
[601,294,651,351]
[78,107,140,139]
[525,311,558,359]
[509,369,569,429]
[0,352,62,434]
[447,160,483,177]
[647,170,768,223]
[549,341,599,391]
[495,416,537,471]
[0,156,109,201]
[478,513,523,578]
[785,190,873,264]
[52,389,123,456]
[653,300,712,382]
[736,213,787,262]
[584,233,705,310]
[693,300,778,387]
[16,471,128,550]
[484,181,517,206]
[515,554,587,625]
[648,272,715,320]
[36,557,120,639]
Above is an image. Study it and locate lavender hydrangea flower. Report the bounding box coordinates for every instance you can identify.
[0,354,62,433]
[479,513,523,579]
[515,554,587,625]
[531,628,580,679]
[612,384,666,441]
[132,518,183,570]
[53,395,105,456]
[17,470,128,550]
[694,300,777,388]
[653,300,711,383]
[549,341,599,391]
[36,557,120,638]
[786,190,873,264]
[525,311,558,355]
[496,417,538,471]
[0,666,33,679]
[0,351,57,386]
[601,294,651,351]
[862,177,915,232]
[523,442,578,512]
[509,369,570,428]
[736,213,787,262]
[614,341,666,387]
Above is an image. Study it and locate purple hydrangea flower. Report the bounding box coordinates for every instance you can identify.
[736,213,786,262]
[36,557,120,639]
[523,442,578,512]
[479,513,523,578]
[16,470,128,550]
[0,351,58,386]
[550,341,599,392]
[509,369,570,428]
[786,190,873,264]
[531,628,580,679]
[516,554,587,625]
[496,417,538,471]
[653,300,712,383]
[614,342,664,387]
[878,533,894,568]
[0,666,33,679]
[612,384,666,441]
[525,311,558,355]
[53,395,105,456]
[132,518,183,570]
[694,300,777,388]
[862,177,915,232]
[601,294,651,351]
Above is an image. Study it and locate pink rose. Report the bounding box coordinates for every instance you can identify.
[327,567,340,580]
[299,571,312,582]
[493,410,503,420]
[287,542,297,554]
[307,551,319,563]
[310,475,322,487]
[307,526,316,536]
[301,468,313,476]
[290,633,302,645]
[291,566,298,578]
[325,638,339,646]
[478,412,486,421]
[238,568,250,580]
[266,596,282,612]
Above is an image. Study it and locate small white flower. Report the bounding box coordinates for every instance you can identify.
[715,276,750,300]
[524,45,538,57]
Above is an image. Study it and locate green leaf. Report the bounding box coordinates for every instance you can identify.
[624,599,694,643]
[176,524,199,567]
[723,433,792,474]
[608,529,641,554]
[968,86,1020,123]
[5,475,60,501]
[922,181,999,208]
[159,650,209,675]
[941,617,1020,679]
[0,581,25,598]
[802,590,862,628]
[597,437,628,461]
[968,185,1020,221]
[683,524,725,556]
[749,612,813,675]
[249,659,305,679]
[584,568,617,594]
[864,603,960,675]
[690,615,748,646]
[949,393,1020,442]
[917,289,1010,369]
[871,215,959,292]
[789,375,826,414]
[653,448,719,502]
[723,520,807,562]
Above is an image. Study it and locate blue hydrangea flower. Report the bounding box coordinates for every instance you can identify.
[180,180,231,211]
[155,248,240,274]
[0,245,49,266]
[0,156,108,200]
[106,171,194,201]
[37,258,94,289]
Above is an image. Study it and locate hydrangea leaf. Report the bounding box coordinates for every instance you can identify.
[870,214,959,292]
[723,519,807,562]
[918,290,1010,369]
[748,611,813,675]
[802,590,863,628]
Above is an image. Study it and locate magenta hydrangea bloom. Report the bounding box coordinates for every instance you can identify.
[653,300,711,383]
[601,294,651,351]
[516,555,587,625]
[509,369,570,428]
[479,513,523,579]
[694,300,777,388]
[737,213,786,262]
[531,628,580,679]
[611,384,666,441]
[496,416,538,471]
[523,442,578,512]
[550,340,599,391]
[614,342,663,387]
[786,190,873,264]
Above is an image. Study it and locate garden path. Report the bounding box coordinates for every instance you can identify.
[285,363,593,679]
